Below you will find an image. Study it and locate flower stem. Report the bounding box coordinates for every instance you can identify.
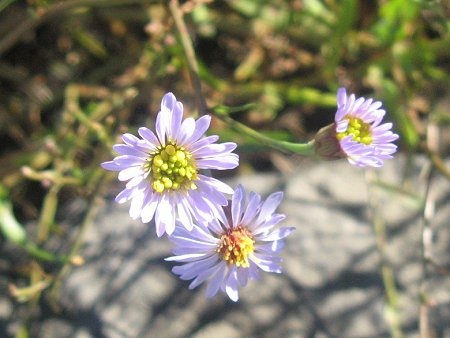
[168,0,315,156]
[212,106,315,156]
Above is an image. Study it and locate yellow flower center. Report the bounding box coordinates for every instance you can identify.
[217,227,255,268]
[145,143,198,193]
[336,116,373,145]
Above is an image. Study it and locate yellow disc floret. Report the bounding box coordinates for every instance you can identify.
[217,227,255,268]
[145,142,198,193]
[336,116,373,145]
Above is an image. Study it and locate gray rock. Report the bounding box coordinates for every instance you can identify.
[26,155,450,337]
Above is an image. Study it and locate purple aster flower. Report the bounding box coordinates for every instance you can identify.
[334,87,399,167]
[314,88,400,167]
[101,92,239,237]
[165,185,294,302]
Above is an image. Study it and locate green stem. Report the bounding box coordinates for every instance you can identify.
[0,190,67,263]
[212,107,315,156]
[0,196,26,245]
[168,0,315,156]
[24,242,68,262]
[37,184,60,243]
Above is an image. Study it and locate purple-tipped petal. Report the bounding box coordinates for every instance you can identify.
[188,115,212,143]
[177,117,196,145]
[161,92,176,113]
[231,185,245,227]
[337,87,347,107]
[256,191,283,225]
[138,127,159,145]
[101,161,121,171]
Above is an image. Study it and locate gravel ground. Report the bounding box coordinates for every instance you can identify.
[2,155,450,338]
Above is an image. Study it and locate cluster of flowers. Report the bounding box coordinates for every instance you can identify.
[101,89,399,301]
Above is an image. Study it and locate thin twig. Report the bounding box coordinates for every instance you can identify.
[37,184,61,243]
[168,0,208,116]
[419,160,433,338]
[427,150,450,180]
[168,1,317,155]
[49,172,106,310]
[418,123,441,338]
[365,170,405,338]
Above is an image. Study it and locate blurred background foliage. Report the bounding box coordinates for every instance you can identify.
[0,0,449,336]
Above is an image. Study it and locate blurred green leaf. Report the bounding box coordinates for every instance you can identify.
[0,185,26,245]
[72,27,108,58]
[229,0,261,17]
[0,0,17,13]
[285,87,336,107]
[323,0,358,78]
[373,0,420,45]
[192,3,216,37]
[234,46,264,81]
[381,77,420,150]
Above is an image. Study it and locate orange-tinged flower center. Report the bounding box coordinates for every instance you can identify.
[217,227,255,268]
[337,116,373,145]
